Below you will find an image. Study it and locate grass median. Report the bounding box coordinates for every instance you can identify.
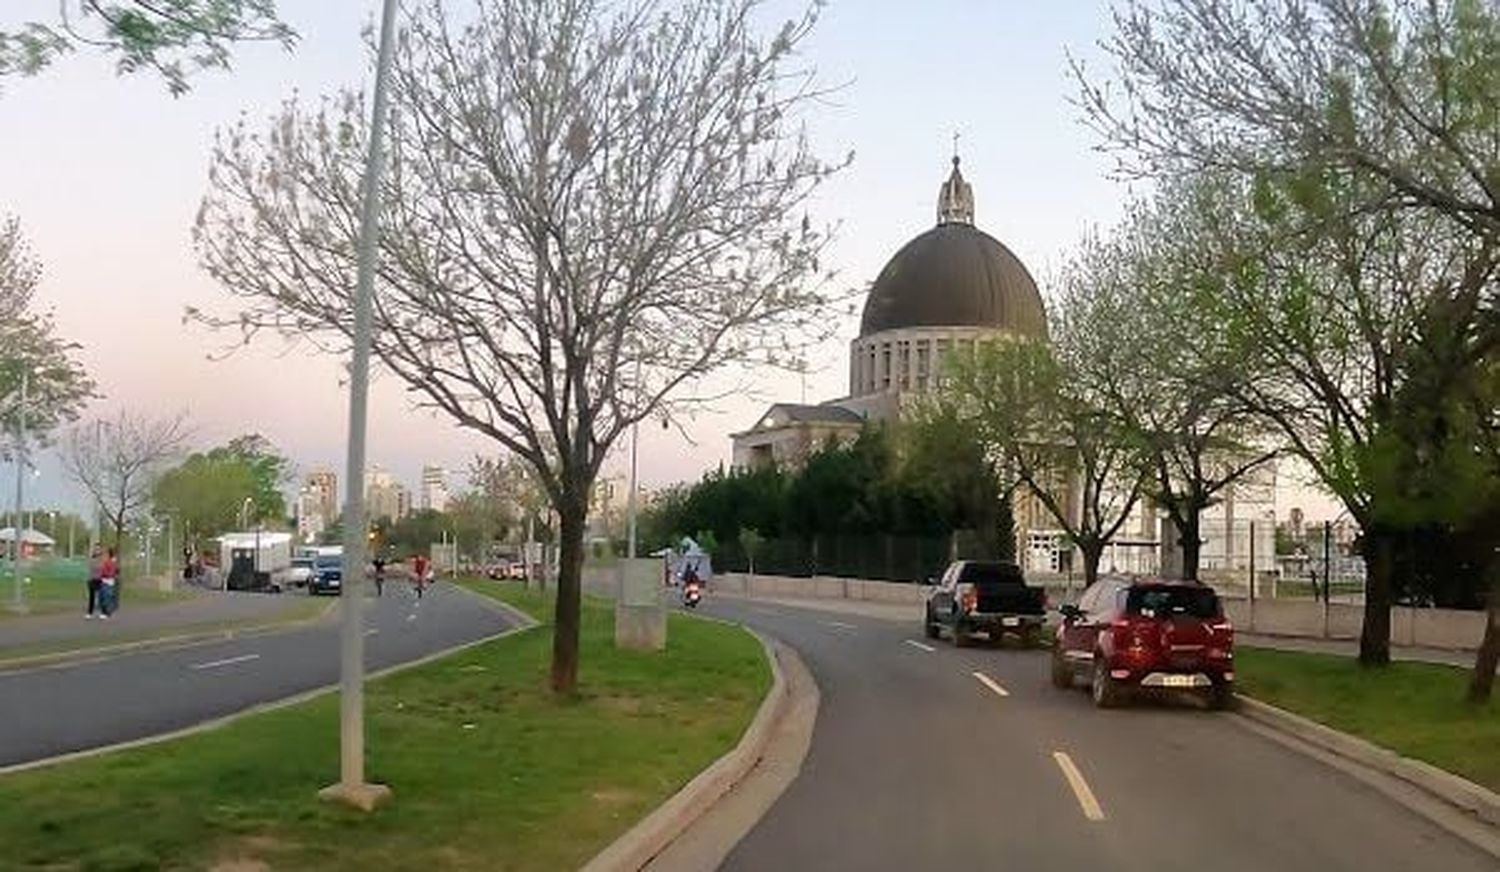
[1238,647,1500,793]
[0,557,188,619]
[0,579,770,871]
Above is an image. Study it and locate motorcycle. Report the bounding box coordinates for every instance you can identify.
[682,581,703,609]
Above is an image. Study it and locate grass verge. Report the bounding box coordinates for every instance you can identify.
[0,557,188,619]
[0,579,770,871]
[1238,647,1500,793]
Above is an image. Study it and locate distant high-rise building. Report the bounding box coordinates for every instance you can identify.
[420,465,450,513]
[296,487,326,543]
[307,469,339,523]
[365,466,412,522]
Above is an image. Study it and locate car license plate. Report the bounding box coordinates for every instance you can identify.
[1001,617,1020,627]
[1160,674,1197,688]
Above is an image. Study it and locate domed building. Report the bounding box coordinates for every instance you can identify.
[731,156,1049,465]
[729,156,1278,580]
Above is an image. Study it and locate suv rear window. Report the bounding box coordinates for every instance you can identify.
[1127,586,1220,619]
[958,562,1024,585]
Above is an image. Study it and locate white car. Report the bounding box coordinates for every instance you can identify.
[287,556,315,588]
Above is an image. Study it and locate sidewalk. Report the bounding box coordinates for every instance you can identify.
[0,590,329,659]
[718,591,1487,670]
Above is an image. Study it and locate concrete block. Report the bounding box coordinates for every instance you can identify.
[1413,608,1486,651]
[616,604,666,651]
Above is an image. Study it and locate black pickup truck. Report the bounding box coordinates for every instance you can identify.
[923,560,1048,647]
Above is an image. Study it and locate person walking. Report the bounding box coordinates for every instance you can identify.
[373,555,386,597]
[98,547,120,619]
[411,553,429,602]
[85,547,103,619]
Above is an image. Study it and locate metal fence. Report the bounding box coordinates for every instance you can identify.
[713,530,1004,583]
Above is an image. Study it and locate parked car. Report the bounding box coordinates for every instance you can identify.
[1052,577,1235,709]
[287,556,315,588]
[923,560,1048,647]
[308,552,344,595]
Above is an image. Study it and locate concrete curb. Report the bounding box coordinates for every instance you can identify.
[0,591,537,778]
[0,598,340,674]
[1236,695,1500,855]
[582,624,791,872]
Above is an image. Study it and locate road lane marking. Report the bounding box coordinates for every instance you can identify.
[1052,751,1106,822]
[365,629,379,636]
[972,671,1010,697]
[825,620,856,630]
[905,640,936,652]
[190,653,261,671]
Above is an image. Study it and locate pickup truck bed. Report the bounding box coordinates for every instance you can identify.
[924,560,1047,647]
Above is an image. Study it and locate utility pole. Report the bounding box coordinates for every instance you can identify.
[9,370,27,614]
[321,0,399,813]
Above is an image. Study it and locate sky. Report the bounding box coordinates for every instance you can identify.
[0,0,1342,520]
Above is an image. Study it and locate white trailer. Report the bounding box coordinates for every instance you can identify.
[218,531,294,592]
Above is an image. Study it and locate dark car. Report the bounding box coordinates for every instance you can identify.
[308,553,344,595]
[1052,577,1234,709]
[923,560,1048,647]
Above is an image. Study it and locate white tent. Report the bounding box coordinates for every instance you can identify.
[675,536,713,583]
[0,527,56,547]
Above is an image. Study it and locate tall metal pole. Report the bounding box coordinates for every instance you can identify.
[627,357,641,559]
[324,0,399,810]
[10,371,27,613]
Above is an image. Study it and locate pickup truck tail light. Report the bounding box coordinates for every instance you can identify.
[959,584,978,613]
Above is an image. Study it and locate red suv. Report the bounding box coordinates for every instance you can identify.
[1052,577,1234,709]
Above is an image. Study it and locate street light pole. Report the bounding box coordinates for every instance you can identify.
[10,370,27,614]
[321,0,399,813]
[627,356,641,560]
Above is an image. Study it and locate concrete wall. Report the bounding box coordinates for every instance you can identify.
[717,572,1487,651]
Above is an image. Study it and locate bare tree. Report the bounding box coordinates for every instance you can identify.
[62,410,188,547]
[0,217,95,448]
[192,0,845,693]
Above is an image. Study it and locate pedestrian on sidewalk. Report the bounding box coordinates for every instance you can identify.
[85,547,103,619]
[373,556,386,597]
[99,547,120,619]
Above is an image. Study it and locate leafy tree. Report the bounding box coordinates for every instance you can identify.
[1061,186,1275,580]
[0,217,95,448]
[205,434,289,521]
[380,509,455,560]
[0,1,295,95]
[739,527,763,574]
[947,340,1144,587]
[151,434,290,549]
[193,0,844,694]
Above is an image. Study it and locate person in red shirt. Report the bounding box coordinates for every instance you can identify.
[99,547,121,618]
[411,553,429,601]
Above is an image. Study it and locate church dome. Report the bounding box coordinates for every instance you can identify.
[858,159,1048,340]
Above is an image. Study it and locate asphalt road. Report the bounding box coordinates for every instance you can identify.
[703,597,1495,872]
[0,583,516,768]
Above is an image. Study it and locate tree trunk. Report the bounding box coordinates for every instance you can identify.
[1467,561,1500,703]
[549,490,588,696]
[1080,540,1104,587]
[1179,512,1203,582]
[1359,526,1395,667]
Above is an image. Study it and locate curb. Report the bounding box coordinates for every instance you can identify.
[1235,695,1500,855]
[0,598,340,674]
[0,591,537,778]
[582,624,791,872]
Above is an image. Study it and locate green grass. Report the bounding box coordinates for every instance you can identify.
[0,579,768,871]
[0,557,188,618]
[1267,580,1366,599]
[1239,647,1500,792]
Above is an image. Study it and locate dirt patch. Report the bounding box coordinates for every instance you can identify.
[211,835,291,871]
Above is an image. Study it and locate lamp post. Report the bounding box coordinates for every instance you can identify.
[320,0,400,813]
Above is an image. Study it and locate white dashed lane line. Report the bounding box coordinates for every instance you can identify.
[904,639,936,652]
[189,653,261,671]
[825,620,856,630]
[972,671,1010,697]
[1053,751,1107,822]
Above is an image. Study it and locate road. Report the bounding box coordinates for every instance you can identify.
[0,583,516,768]
[703,597,1495,872]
